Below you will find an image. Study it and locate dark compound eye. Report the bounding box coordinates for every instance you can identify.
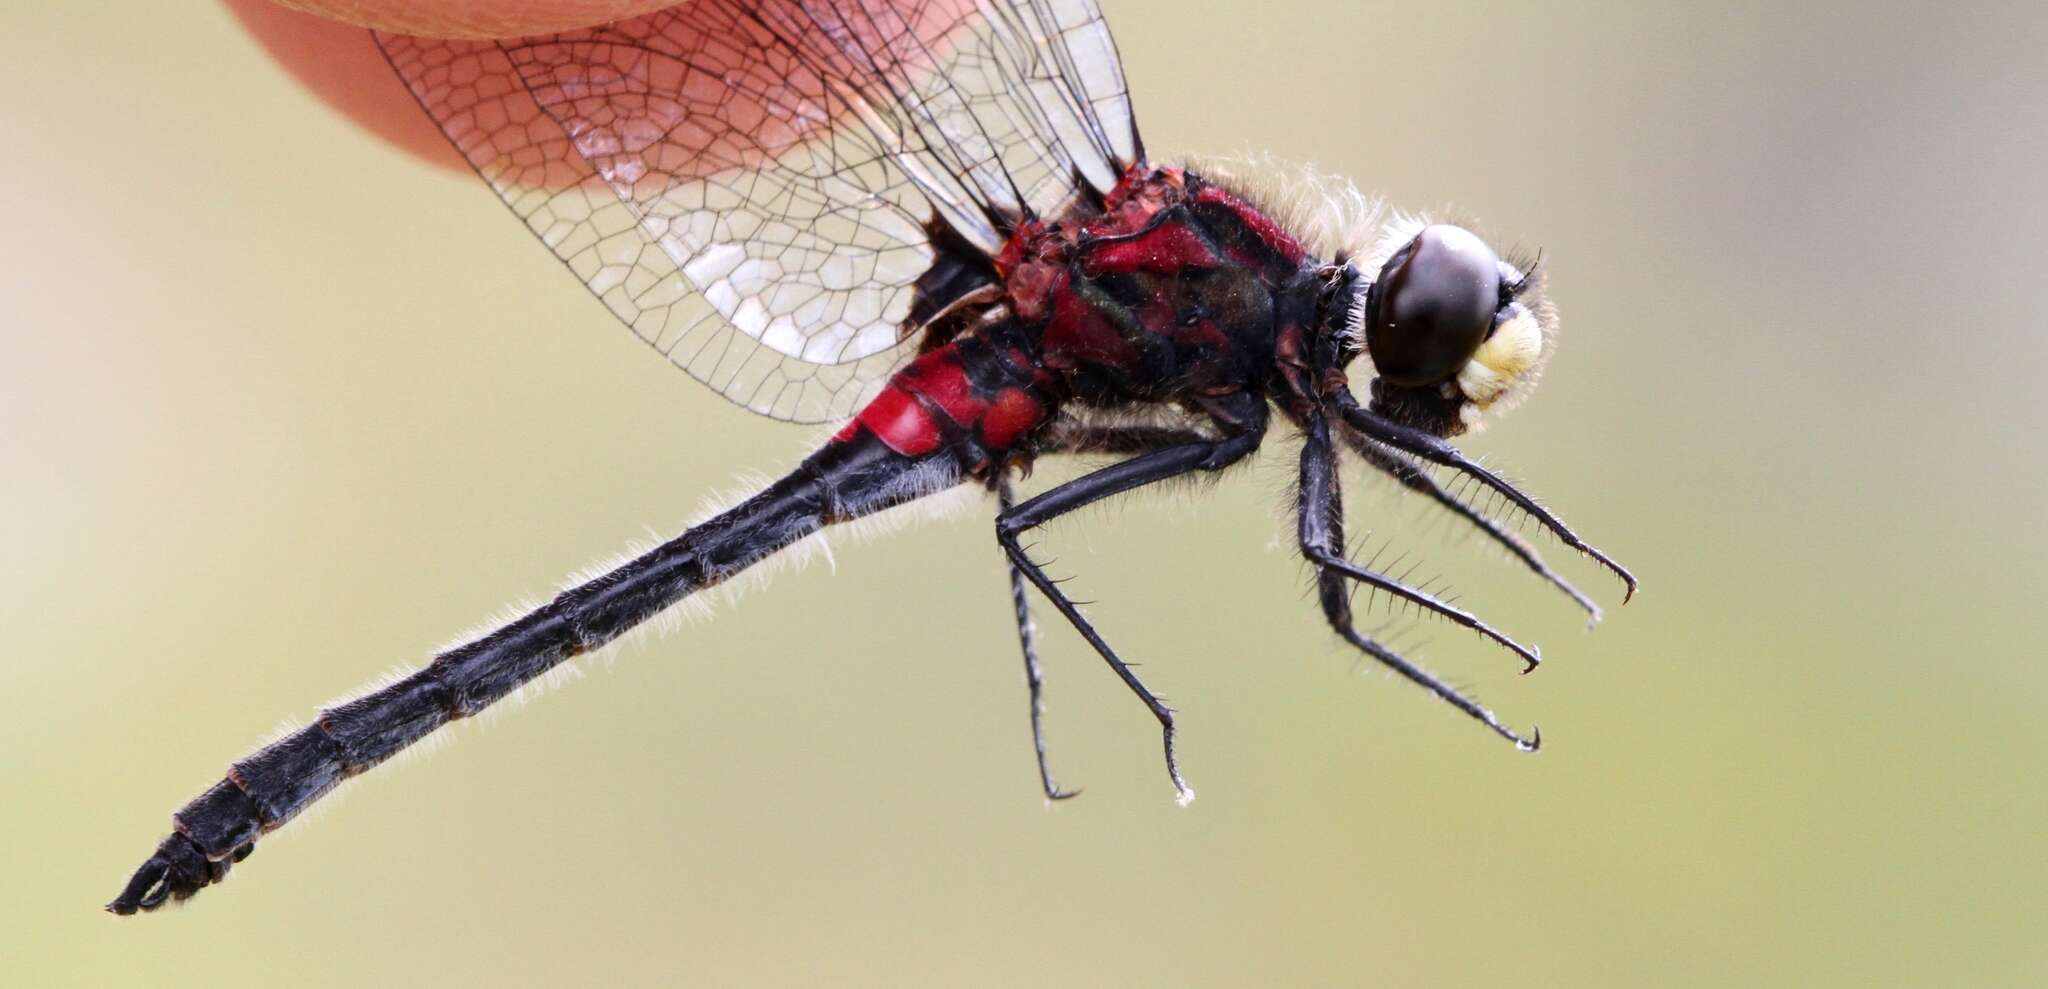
[1366,224,1502,387]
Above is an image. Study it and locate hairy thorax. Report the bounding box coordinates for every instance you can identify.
[846,166,1333,471]
[997,166,1324,408]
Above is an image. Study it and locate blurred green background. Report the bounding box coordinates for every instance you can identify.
[6,2,2046,985]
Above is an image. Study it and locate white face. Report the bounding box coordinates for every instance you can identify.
[1456,290,1547,412]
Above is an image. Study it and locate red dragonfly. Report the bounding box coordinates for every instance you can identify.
[111,0,1633,914]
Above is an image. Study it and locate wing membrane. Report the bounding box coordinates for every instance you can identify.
[377,0,1140,423]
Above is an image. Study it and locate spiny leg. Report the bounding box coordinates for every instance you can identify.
[996,398,1268,803]
[1299,414,1539,750]
[1332,390,1637,601]
[1305,533,1546,673]
[991,423,1218,800]
[1341,427,1601,624]
[996,473,1074,801]
[1039,420,1218,457]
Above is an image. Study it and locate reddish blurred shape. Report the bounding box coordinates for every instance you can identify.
[225,0,686,170]
[272,0,678,38]
[229,0,967,184]
[225,0,467,170]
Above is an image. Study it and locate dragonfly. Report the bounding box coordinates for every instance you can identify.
[110,0,1634,914]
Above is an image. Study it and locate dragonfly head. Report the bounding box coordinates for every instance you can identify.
[1336,218,1556,436]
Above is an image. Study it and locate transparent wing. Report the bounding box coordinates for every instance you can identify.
[376,0,1141,424]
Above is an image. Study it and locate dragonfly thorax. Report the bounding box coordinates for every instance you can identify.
[996,165,1324,410]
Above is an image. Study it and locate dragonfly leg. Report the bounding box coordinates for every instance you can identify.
[1298,414,1540,750]
[994,397,1267,803]
[1297,440,1548,673]
[1037,421,1218,457]
[990,422,1217,800]
[995,473,1075,801]
[1340,428,1601,625]
[1331,390,1637,601]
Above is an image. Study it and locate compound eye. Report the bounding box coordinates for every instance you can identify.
[1366,224,1502,386]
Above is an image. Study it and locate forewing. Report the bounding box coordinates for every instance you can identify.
[376,0,1141,424]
